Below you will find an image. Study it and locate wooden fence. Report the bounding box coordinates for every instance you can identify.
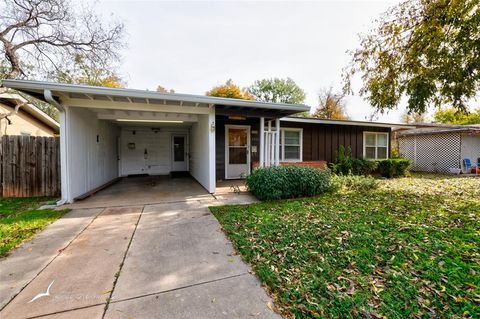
[0,135,60,197]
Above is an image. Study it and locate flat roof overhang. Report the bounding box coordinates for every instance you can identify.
[1,79,310,117]
[281,116,415,129]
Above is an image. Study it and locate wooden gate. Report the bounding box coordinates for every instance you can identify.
[0,135,60,197]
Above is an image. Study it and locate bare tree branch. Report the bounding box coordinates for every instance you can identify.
[0,0,125,79]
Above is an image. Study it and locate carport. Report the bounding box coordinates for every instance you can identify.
[2,80,217,203]
[2,79,309,204]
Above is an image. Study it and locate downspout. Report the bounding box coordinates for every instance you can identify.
[44,89,64,111]
[44,90,68,205]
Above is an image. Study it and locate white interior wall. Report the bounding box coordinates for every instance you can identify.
[190,112,216,193]
[119,126,189,176]
[63,107,119,202]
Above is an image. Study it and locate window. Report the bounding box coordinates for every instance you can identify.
[280,128,302,161]
[363,132,389,160]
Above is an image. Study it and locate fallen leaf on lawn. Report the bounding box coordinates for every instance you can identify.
[326,283,336,292]
[464,282,479,289]
[338,276,355,295]
[267,301,274,311]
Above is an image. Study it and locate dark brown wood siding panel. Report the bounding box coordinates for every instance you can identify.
[215,116,260,181]
[280,121,391,163]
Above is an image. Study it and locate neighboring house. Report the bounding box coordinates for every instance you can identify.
[2,80,408,203]
[0,92,59,137]
[397,125,480,173]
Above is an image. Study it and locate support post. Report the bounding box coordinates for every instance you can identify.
[58,108,70,204]
[275,118,280,166]
[268,121,272,167]
[259,117,264,168]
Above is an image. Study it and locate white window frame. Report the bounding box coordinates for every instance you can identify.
[363,131,389,160]
[280,128,303,162]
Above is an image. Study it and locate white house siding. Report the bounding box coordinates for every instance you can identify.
[461,134,480,165]
[190,112,215,193]
[63,107,119,202]
[119,126,189,176]
[398,133,462,173]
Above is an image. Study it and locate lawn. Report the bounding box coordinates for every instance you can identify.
[211,174,480,318]
[0,197,69,257]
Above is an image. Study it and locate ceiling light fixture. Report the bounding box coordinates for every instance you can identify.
[116,119,184,123]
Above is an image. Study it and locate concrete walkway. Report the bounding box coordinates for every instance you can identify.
[0,191,279,318]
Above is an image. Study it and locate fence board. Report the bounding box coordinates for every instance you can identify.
[0,135,60,197]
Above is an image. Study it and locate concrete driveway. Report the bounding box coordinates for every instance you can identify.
[0,179,280,319]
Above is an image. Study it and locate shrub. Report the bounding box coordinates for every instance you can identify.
[377,158,412,178]
[246,165,332,201]
[331,174,379,192]
[330,145,353,175]
[330,146,378,176]
[351,158,378,176]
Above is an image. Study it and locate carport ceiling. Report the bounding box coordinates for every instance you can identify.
[90,109,199,122]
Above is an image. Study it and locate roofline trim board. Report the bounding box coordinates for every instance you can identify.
[281,117,414,129]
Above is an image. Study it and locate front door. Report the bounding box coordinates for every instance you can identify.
[225,125,250,179]
[172,135,188,171]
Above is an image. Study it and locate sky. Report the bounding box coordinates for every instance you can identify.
[94,0,406,123]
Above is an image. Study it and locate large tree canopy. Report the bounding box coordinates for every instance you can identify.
[433,107,480,124]
[312,87,349,120]
[344,0,480,114]
[248,78,306,104]
[52,55,123,88]
[0,0,124,79]
[206,79,254,100]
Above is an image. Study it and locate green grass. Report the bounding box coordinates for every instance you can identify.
[0,197,69,257]
[211,174,480,318]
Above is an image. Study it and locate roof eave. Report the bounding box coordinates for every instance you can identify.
[281,116,414,129]
[1,79,310,113]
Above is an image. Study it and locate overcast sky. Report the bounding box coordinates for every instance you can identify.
[95,0,406,123]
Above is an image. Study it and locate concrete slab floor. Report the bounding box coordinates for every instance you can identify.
[64,176,214,209]
[0,178,275,319]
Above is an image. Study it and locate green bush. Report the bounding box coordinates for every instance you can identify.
[330,146,378,176]
[352,158,378,176]
[246,165,332,201]
[330,145,353,175]
[331,174,379,192]
[377,158,411,178]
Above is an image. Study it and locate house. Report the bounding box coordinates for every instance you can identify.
[0,92,59,137]
[1,79,409,204]
[397,124,480,173]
